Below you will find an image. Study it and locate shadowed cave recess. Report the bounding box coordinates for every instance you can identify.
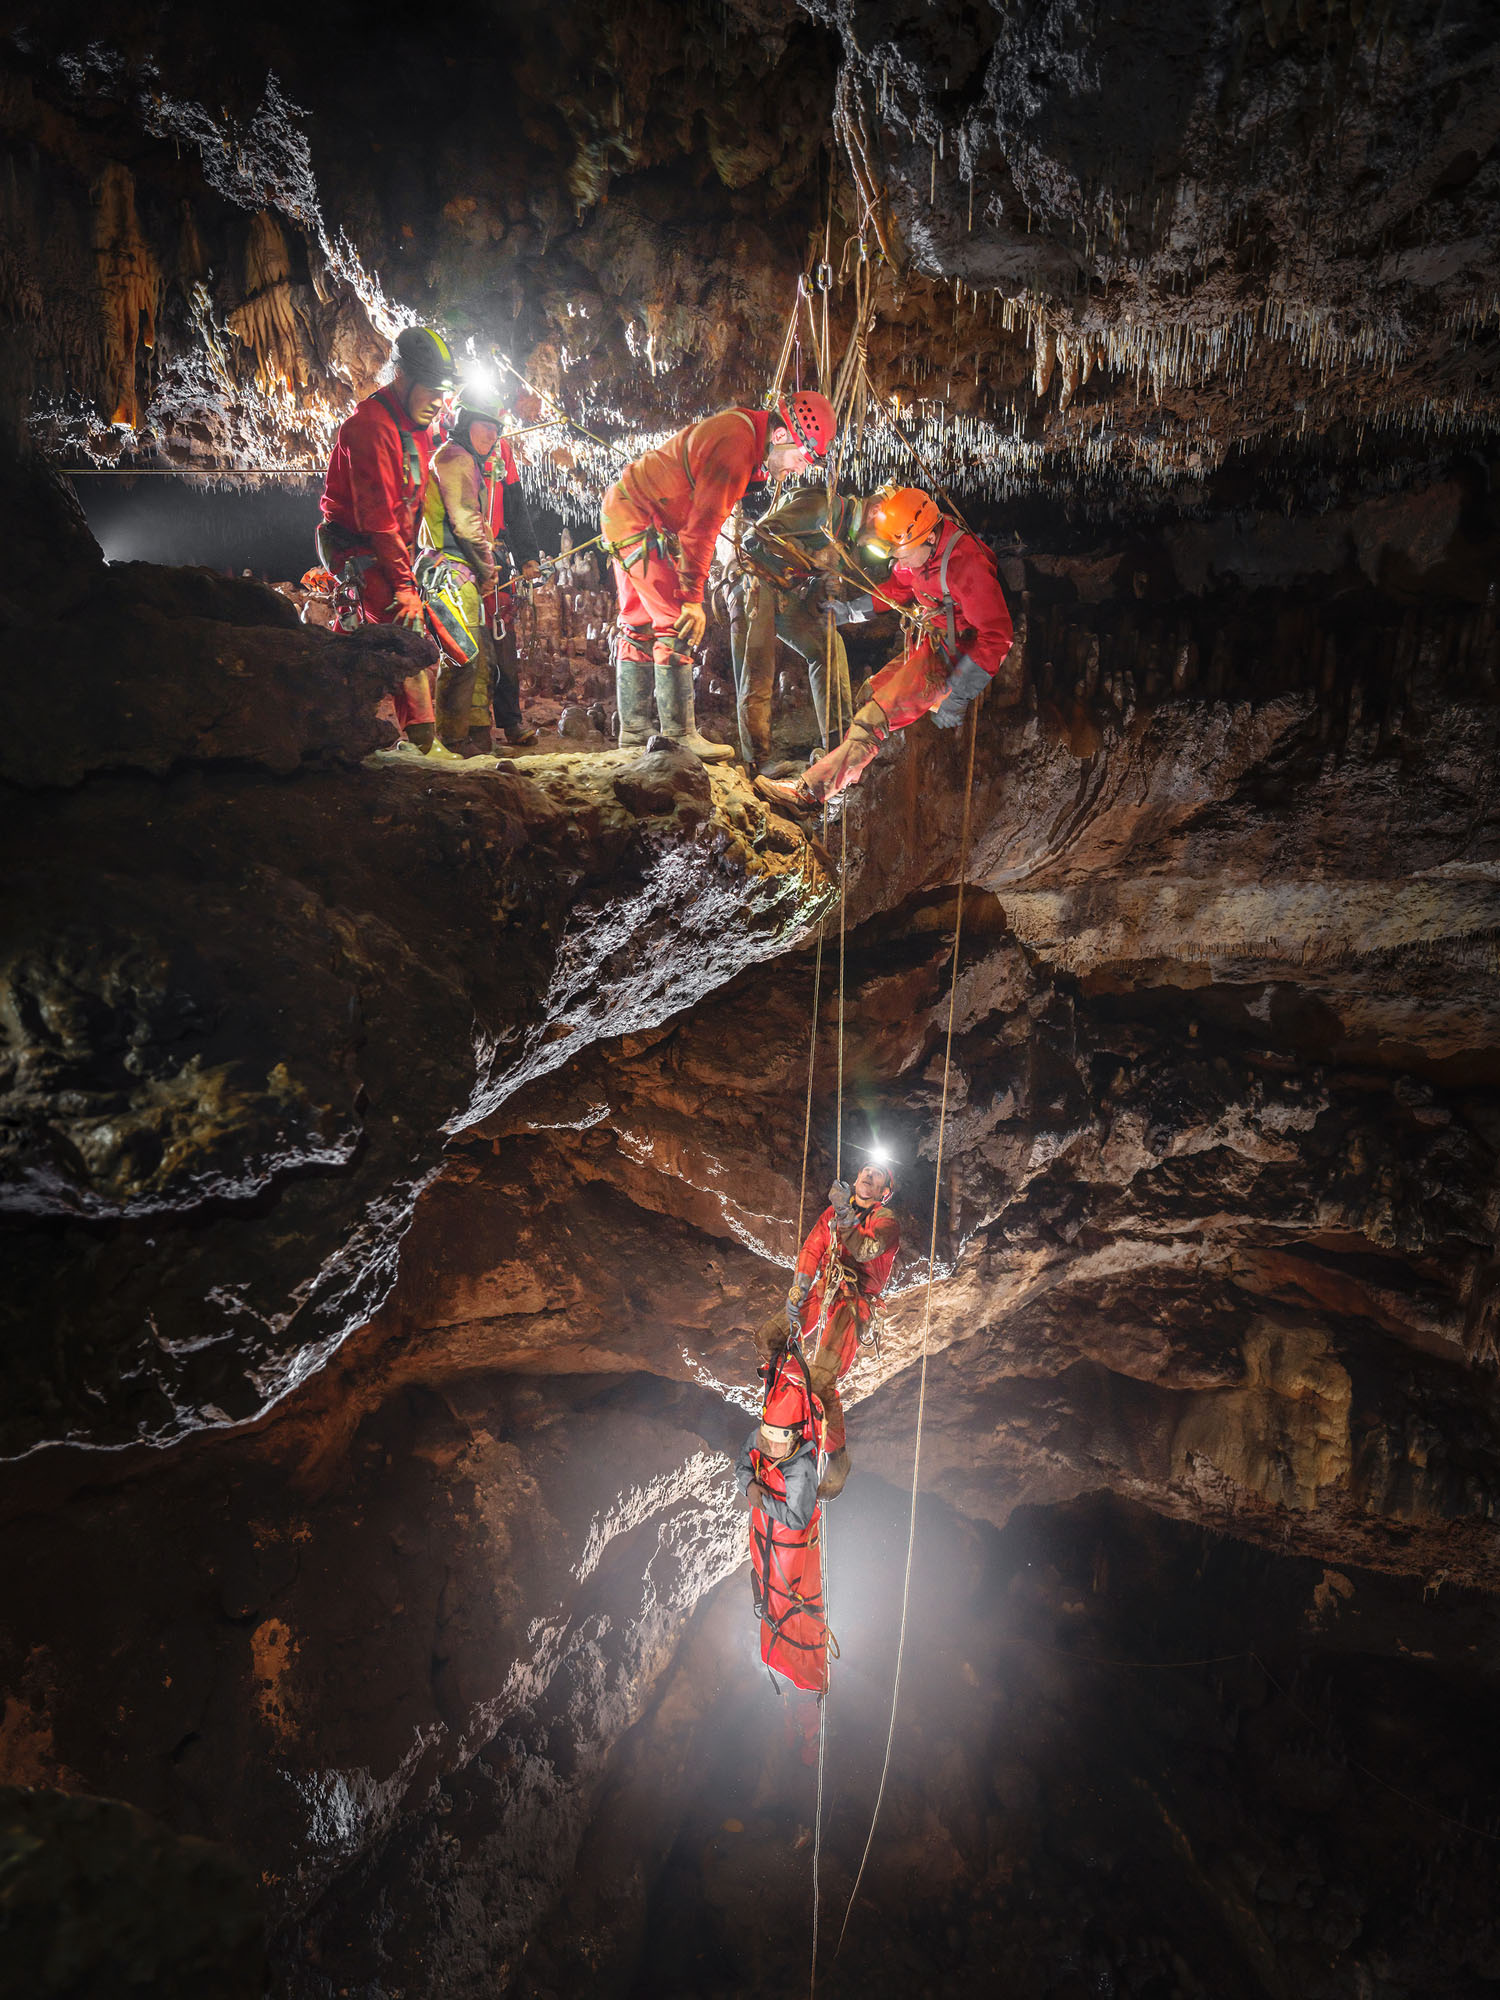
[4,1,1500,1995]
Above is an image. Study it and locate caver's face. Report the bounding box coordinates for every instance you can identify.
[765,424,814,478]
[758,1428,796,1460]
[404,377,446,426]
[853,1166,891,1206]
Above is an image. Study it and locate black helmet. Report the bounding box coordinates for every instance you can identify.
[393,325,457,389]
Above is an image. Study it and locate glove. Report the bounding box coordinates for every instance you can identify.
[829,593,874,626]
[786,1271,812,1342]
[673,600,707,647]
[932,652,991,729]
[829,1178,855,1226]
[393,585,427,632]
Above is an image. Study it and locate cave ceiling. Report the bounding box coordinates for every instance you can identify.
[4,3,1500,1998]
[2,0,1496,505]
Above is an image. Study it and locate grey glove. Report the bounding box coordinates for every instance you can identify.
[829,592,875,626]
[829,1178,855,1226]
[787,1271,812,1342]
[932,651,991,729]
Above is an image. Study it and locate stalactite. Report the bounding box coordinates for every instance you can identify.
[226,211,314,390]
[91,162,161,429]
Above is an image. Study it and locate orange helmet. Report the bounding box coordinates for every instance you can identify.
[867,484,940,553]
[776,388,837,460]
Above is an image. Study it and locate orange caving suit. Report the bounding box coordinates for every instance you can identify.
[601,407,773,668]
[791,1196,900,1455]
[798,518,1016,802]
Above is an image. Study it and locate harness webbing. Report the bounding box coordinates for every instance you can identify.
[833,694,982,1960]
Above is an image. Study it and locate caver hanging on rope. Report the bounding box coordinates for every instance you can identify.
[736,1347,835,1703]
[753,1168,900,1500]
[757,488,1017,815]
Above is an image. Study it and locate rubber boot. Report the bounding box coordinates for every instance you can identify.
[655,658,734,762]
[616,658,655,749]
[752,1307,790,1367]
[817,1446,851,1499]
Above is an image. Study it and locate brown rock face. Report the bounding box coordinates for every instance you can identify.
[5,476,1500,1995]
[0,583,826,1454]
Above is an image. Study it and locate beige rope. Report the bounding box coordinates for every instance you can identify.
[834,693,982,1959]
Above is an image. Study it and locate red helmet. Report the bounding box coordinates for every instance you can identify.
[776,389,836,460]
[762,1360,812,1434]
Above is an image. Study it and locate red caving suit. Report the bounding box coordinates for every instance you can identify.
[800,519,1015,801]
[319,386,438,728]
[601,408,773,666]
[792,1195,900,1455]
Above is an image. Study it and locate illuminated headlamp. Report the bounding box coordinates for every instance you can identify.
[863,538,890,558]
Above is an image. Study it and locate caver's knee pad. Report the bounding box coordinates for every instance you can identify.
[617,621,653,667]
[846,699,891,750]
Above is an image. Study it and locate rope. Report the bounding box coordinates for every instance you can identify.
[794,926,828,1250]
[807,540,852,2000]
[835,694,982,1958]
[836,803,847,1182]
[810,1506,830,1999]
[492,351,614,455]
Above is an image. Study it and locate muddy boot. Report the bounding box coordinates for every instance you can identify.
[616,658,655,749]
[751,1307,790,1368]
[503,723,540,746]
[655,659,734,762]
[817,1446,851,1499]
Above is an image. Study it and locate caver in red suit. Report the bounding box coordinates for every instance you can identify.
[787,1173,899,1494]
[319,385,440,731]
[785,504,1016,805]
[737,1348,828,1708]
